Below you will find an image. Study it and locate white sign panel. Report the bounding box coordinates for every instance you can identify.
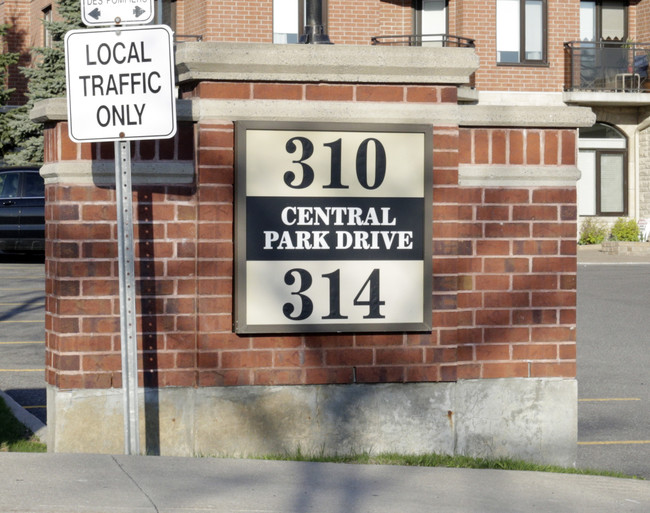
[64,25,177,142]
[81,0,154,27]
[235,121,433,334]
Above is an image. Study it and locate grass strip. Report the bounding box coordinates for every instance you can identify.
[0,395,46,452]
[256,449,641,480]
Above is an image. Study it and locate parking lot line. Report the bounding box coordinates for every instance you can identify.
[0,341,44,345]
[578,440,650,445]
[0,369,45,372]
[0,320,44,323]
[0,288,45,291]
[0,276,44,279]
[579,398,641,402]
[0,301,45,306]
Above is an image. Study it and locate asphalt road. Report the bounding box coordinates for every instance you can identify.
[0,253,46,424]
[0,256,648,478]
[577,263,650,479]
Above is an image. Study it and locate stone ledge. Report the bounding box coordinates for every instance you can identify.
[30,98,194,123]
[175,43,479,85]
[40,161,195,186]
[459,165,581,187]
[31,97,595,130]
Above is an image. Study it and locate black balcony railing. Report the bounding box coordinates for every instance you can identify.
[175,34,204,43]
[371,34,475,48]
[565,40,650,92]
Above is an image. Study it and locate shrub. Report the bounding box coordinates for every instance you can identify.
[578,218,608,245]
[610,217,640,241]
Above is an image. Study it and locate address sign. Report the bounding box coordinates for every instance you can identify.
[234,121,433,334]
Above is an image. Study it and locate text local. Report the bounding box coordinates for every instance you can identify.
[80,41,160,128]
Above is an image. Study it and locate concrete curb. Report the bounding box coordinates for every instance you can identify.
[0,389,47,443]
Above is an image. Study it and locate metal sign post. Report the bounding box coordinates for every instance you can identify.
[64,13,177,454]
[115,140,140,455]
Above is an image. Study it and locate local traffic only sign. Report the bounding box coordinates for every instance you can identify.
[64,25,177,142]
[235,121,433,334]
[82,0,154,26]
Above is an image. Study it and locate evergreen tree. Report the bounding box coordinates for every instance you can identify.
[0,23,20,163]
[2,0,84,165]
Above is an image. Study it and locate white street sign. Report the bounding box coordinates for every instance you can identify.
[81,0,154,27]
[64,25,177,142]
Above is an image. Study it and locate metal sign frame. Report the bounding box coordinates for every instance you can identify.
[64,25,177,143]
[234,121,433,334]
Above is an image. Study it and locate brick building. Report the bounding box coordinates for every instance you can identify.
[17,0,628,463]
[6,1,650,221]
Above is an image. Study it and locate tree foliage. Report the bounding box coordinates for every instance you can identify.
[1,0,84,165]
[0,23,20,161]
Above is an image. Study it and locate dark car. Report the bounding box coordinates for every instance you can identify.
[0,167,45,252]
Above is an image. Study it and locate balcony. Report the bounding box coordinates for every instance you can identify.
[564,41,650,106]
[371,34,475,48]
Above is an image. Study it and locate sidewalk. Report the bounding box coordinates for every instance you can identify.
[0,452,648,513]
[577,244,650,264]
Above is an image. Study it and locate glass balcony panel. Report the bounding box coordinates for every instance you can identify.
[565,41,650,92]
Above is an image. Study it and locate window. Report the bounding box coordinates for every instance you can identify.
[414,0,448,46]
[42,6,53,48]
[273,0,328,44]
[577,123,627,216]
[274,0,300,43]
[496,0,546,64]
[157,0,177,30]
[580,1,627,42]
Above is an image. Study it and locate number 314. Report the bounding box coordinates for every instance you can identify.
[283,268,385,321]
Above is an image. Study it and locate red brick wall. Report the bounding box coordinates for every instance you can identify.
[44,122,197,389]
[44,79,577,390]
[185,0,273,42]
[636,0,650,41]
[453,128,577,379]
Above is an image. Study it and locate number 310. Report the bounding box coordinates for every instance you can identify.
[284,137,387,190]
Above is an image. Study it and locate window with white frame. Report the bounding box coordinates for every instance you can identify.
[414,0,448,46]
[577,123,627,217]
[580,1,627,42]
[273,0,300,43]
[273,0,328,44]
[496,0,546,64]
[152,0,177,31]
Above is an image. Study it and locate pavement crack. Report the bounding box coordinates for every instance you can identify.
[111,455,160,513]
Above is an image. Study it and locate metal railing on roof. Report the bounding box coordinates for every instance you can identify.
[175,34,203,43]
[565,40,650,92]
[371,34,475,48]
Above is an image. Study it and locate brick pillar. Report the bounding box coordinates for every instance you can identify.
[35,42,593,464]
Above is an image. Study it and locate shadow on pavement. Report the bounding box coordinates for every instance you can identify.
[5,388,47,425]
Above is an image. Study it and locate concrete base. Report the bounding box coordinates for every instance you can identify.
[47,378,577,466]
